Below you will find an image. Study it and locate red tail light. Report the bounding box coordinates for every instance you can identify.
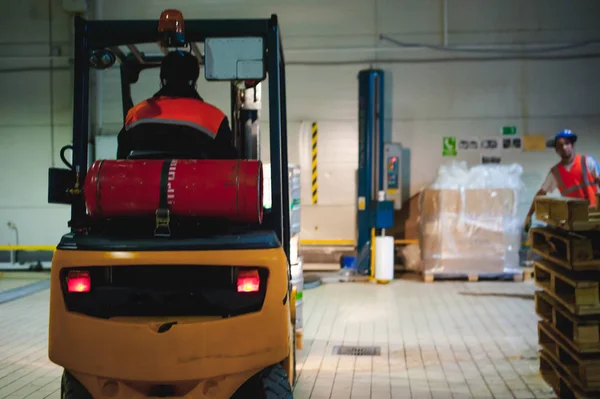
[237,269,260,293]
[67,270,91,293]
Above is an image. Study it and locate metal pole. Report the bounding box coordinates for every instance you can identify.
[356,70,376,274]
[71,17,90,229]
[372,72,380,198]
[377,71,385,192]
[93,0,104,137]
[267,16,284,247]
[279,41,291,261]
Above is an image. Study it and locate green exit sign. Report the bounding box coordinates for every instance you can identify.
[502,126,517,136]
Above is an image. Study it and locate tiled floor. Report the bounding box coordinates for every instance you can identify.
[0,276,553,398]
[0,272,50,293]
[0,289,62,399]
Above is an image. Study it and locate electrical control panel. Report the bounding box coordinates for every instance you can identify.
[383,142,403,210]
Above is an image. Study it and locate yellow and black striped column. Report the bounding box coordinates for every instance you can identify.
[311,122,318,204]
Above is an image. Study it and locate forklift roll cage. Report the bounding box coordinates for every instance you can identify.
[69,14,291,260]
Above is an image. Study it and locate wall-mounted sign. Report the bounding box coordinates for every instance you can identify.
[480,138,500,150]
[482,155,501,164]
[459,137,479,151]
[503,136,522,150]
[523,135,547,152]
[502,126,517,136]
[442,136,457,156]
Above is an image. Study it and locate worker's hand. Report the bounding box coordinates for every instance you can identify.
[524,215,532,232]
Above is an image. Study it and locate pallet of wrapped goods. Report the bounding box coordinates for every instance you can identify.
[533,260,600,316]
[530,227,600,271]
[538,321,600,391]
[535,196,600,231]
[535,290,600,353]
[539,350,600,399]
[419,187,522,282]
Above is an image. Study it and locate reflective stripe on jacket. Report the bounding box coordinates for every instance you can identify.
[551,154,598,207]
[125,96,226,139]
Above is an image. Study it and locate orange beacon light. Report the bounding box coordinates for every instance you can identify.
[158,9,186,47]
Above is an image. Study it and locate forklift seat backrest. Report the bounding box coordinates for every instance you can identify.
[118,122,228,160]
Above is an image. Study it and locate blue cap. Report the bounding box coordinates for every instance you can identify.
[554,129,577,144]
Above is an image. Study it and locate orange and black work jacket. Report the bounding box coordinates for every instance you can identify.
[551,154,598,207]
[117,96,238,160]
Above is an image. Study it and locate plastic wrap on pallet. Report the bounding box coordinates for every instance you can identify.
[431,161,524,192]
[419,162,524,275]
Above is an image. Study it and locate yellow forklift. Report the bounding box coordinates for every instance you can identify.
[47,10,296,399]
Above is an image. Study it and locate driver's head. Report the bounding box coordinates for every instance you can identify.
[160,50,200,87]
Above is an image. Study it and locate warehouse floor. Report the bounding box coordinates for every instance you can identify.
[0,275,552,399]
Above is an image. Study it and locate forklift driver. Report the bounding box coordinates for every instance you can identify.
[116,50,239,160]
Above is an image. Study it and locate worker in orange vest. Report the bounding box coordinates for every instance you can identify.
[524,130,600,231]
[117,50,238,160]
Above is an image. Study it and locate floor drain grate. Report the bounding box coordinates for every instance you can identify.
[333,345,381,356]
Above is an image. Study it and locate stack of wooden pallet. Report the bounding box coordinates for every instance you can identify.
[531,195,600,398]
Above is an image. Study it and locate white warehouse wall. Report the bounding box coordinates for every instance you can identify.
[0,0,73,246]
[1,0,599,245]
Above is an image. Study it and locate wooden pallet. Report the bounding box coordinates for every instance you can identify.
[539,349,600,399]
[423,271,524,283]
[538,321,600,390]
[535,290,600,353]
[531,227,600,271]
[534,260,600,316]
[535,196,600,231]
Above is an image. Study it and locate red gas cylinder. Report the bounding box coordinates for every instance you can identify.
[83,159,263,224]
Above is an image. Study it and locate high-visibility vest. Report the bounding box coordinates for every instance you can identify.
[125,96,226,139]
[551,154,598,207]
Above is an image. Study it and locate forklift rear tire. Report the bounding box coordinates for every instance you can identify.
[61,371,92,399]
[231,364,293,399]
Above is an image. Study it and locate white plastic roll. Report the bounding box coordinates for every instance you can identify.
[374,236,395,282]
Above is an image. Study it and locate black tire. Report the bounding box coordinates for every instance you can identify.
[231,364,293,399]
[61,371,93,399]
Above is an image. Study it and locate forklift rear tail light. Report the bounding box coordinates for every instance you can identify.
[237,269,260,293]
[67,270,91,293]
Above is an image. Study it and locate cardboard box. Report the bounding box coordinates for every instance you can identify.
[463,189,516,217]
[421,188,516,219]
[420,189,461,219]
[421,229,514,262]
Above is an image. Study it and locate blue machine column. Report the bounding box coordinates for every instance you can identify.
[356,69,386,275]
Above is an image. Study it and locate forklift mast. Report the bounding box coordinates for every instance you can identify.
[53,13,291,260]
